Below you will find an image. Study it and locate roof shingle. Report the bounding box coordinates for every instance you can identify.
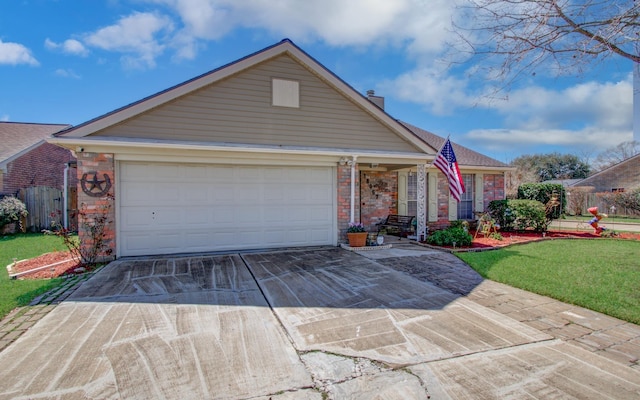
[0,122,70,164]
[400,121,508,168]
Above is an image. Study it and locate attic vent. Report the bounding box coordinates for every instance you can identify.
[272,78,299,108]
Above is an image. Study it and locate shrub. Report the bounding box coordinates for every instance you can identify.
[488,199,547,232]
[427,226,472,247]
[518,182,566,219]
[44,198,113,266]
[0,196,28,230]
[599,187,640,215]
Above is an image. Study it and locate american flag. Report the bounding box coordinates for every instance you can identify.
[433,138,465,202]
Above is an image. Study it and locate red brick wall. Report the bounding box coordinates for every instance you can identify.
[424,172,507,231]
[483,174,505,209]
[337,163,363,241]
[2,143,76,195]
[360,171,397,229]
[76,152,116,262]
[337,164,351,240]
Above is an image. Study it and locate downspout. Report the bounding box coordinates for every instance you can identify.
[63,163,69,230]
[350,155,358,223]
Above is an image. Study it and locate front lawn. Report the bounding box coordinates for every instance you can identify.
[0,233,67,320]
[457,239,640,324]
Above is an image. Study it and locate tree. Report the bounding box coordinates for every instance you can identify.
[455,0,639,85]
[511,153,590,181]
[592,140,640,171]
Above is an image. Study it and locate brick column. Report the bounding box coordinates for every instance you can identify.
[336,163,361,242]
[76,152,116,262]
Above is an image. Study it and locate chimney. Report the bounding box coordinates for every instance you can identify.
[366,89,385,110]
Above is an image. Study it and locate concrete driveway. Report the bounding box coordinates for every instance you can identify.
[0,245,639,399]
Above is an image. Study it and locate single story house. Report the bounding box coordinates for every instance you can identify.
[0,122,73,196]
[49,39,508,258]
[1,122,76,231]
[572,154,640,193]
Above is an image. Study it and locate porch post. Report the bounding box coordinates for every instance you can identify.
[417,163,427,241]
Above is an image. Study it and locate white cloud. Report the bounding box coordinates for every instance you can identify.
[83,11,174,68]
[147,0,455,60]
[380,65,475,115]
[0,39,38,66]
[0,114,9,122]
[54,68,81,79]
[488,77,633,132]
[45,38,89,56]
[465,127,632,159]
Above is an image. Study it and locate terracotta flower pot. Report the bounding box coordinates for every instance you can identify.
[347,232,368,247]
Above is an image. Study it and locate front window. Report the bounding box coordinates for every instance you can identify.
[457,174,474,219]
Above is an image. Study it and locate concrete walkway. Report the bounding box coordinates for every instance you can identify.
[0,244,638,399]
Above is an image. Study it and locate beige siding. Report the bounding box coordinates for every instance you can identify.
[93,55,418,153]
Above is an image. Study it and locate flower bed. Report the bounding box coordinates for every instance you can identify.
[8,251,86,279]
[431,230,640,251]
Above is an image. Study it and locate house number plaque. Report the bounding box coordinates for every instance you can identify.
[80,171,112,197]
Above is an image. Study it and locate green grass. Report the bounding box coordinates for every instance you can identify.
[0,233,68,320]
[457,239,640,324]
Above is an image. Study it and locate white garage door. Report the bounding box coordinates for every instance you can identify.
[118,162,336,256]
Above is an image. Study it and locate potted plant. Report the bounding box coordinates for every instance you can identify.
[346,222,368,247]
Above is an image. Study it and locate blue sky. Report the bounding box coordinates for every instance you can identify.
[0,0,635,163]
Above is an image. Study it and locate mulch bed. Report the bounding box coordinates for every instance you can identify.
[8,251,89,280]
[436,230,640,251]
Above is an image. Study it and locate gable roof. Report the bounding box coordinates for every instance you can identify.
[53,39,433,156]
[400,122,508,168]
[1,122,70,167]
[573,153,640,187]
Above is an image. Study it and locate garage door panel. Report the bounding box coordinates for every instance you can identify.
[264,207,285,223]
[311,228,332,242]
[237,167,260,180]
[264,187,284,201]
[213,186,235,202]
[119,162,336,256]
[185,231,210,247]
[120,211,154,231]
[309,207,332,222]
[237,186,260,203]
[155,164,180,179]
[183,184,209,202]
[264,168,285,180]
[121,182,154,206]
[213,207,235,224]
[185,208,211,225]
[309,185,333,202]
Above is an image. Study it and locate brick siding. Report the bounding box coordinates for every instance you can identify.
[76,152,116,262]
[360,171,398,230]
[483,174,505,207]
[337,163,363,241]
[2,143,76,195]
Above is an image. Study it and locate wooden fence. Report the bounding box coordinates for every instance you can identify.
[567,192,639,217]
[18,186,64,232]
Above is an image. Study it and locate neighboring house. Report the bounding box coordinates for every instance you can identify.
[1,122,76,231]
[572,154,640,193]
[0,122,73,196]
[49,39,508,258]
